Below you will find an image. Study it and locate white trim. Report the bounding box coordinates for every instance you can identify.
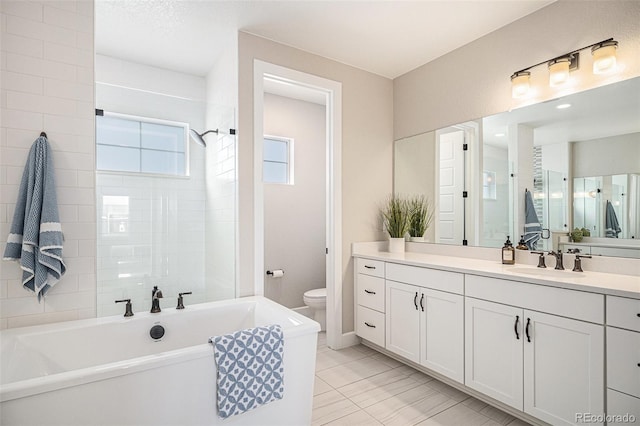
[253,60,345,349]
[7,234,22,243]
[40,222,62,233]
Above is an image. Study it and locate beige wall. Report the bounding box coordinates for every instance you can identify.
[394,1,640,140]
[238,32,393,333]
[573,132,640,178]
[263,94,326,309]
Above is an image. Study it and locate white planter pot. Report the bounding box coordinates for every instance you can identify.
[388,237,406,253]
[410,236,425,242]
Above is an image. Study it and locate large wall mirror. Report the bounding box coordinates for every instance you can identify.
[394,77,640,258]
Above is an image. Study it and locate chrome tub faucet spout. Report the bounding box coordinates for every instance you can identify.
[151,286,163,313]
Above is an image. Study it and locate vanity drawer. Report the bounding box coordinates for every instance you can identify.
[607,389,640,425]
[356,274,385,312]
[607,326,640,398]
[607,296,640,332]
[356,305,385,347]
[356,258,385,278]
[386,263,464,295]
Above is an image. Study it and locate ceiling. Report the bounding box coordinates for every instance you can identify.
[95,0,554,80]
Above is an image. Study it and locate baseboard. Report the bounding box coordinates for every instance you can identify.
[336,331,360,349]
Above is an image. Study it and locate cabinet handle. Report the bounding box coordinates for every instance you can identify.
[514,315,520,340]
[364,289,376,295]
[637,313,640,317]
[364,322,376,328]
[420,293,425,312]
[414,292,418,310]
[525,318,531,343]
[364,265,376,269]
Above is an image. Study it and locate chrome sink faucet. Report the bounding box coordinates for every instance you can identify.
[151,286,163,313]
[547,250,564,270]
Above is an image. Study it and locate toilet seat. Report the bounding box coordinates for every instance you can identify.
[304,288,326,300]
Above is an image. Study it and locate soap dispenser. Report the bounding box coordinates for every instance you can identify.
[516,235,528,250]
[502,236,515,264]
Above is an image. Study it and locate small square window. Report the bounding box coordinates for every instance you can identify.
[263,136,293,184]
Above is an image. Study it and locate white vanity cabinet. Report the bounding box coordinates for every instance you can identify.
[465,275,605,426]
[354,258,385,347]
[605,296,640,424]
[385,263,464,383]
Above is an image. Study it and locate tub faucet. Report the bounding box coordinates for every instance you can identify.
[151,286,163,313]
[548,250,564,270]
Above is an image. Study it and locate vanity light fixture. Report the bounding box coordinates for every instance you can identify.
[510,38,618,98]
[556,103,571,109]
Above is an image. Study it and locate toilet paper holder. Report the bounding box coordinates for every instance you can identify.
[266,269,285,277]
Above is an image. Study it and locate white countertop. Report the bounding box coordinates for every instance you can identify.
[353,248,640,299]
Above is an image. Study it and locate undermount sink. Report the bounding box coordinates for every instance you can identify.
[508,267,585,279]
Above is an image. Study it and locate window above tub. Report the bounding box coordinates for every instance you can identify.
[96,112,189,177]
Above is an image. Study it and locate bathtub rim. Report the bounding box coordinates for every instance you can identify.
[1,296,320,403]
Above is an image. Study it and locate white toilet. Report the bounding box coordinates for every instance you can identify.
[303,288,326,331]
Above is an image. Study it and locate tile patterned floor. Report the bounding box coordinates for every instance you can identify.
[312,333,532,426]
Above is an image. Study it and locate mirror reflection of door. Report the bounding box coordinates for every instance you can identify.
[437,129,465,245]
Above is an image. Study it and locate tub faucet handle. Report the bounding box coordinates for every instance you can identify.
[177,292,192,310]
[115,299,134,317]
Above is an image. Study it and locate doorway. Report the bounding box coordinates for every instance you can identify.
[253,60,345,349]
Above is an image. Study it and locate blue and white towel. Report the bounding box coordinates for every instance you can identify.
[605,200,621,238]
[524,189,542,250]
[3,136,65,302]
[210,324,284,419]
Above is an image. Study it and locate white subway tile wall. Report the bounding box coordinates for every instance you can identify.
[0,0,96,329]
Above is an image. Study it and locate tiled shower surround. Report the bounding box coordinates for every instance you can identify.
[96,170,207,317]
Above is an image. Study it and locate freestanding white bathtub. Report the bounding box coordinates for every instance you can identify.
[0,296,320,425]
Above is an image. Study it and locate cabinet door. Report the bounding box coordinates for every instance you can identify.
[385,280,420,362]
[523,310,604,426]
[465,298,523,410]
[420,288,464,384]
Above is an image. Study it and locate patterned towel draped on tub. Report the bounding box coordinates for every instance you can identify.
[3,136,65,301]
[210,324,284,419]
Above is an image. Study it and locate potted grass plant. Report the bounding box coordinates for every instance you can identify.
[381,195,410,253]
[408,195,434,242]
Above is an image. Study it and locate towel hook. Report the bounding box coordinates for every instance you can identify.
[39,131,47,138]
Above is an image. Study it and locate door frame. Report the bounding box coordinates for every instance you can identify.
[253,60,345,349]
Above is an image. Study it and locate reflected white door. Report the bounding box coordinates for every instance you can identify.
[438,130,464,244]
